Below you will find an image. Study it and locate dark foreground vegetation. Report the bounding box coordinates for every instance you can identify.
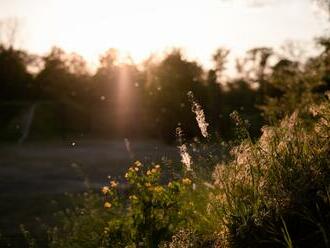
[42,94,330,248]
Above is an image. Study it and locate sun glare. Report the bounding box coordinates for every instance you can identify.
[1,0,327,68]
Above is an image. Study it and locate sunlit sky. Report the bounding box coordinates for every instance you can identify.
[0,0,328,69]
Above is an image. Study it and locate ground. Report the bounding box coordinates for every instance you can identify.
[0,139,179,243]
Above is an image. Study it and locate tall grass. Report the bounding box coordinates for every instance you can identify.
[19,92,330,248]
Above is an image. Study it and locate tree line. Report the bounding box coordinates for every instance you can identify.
[0,39,329,142]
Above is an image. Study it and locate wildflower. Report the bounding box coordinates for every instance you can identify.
[146,170,152,175]
[110,180,118,188]
[129,195,138,201]
[154,164,160,169]
[151,168,158,174]
[153,186,164,193]
[145,182,151,187]
[182,178,192,185]
[188,91,209,138]
[168,182,173,187]
[101,186,110,194]
[135,161,142,167]
[104,202,112,208]
[178,144,193,171]
[124,172,129,178]
[134,167,139,172]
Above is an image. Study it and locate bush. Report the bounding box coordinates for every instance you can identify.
[48,162,205,248]
[211,93,330,247]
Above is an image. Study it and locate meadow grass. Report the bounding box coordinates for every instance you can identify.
[15,93,330,248]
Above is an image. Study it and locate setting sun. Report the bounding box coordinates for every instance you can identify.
[0,0,327,67]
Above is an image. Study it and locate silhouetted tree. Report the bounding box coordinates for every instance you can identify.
[144,50,207,142]
[0,46,32,101]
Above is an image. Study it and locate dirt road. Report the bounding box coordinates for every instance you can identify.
[0,139,179,239]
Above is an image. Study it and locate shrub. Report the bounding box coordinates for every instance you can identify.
[49,162,203,248]
[211,93,330,247]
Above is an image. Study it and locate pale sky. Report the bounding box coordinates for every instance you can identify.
[0,0,328,69]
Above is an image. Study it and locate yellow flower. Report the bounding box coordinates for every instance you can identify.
[110,181,118,188]
[146,170,152,175]
[145,182,151,187]
[101,186,110,194]
[151,168,157,174]
[135,161,142,167]
[182,178,192,185]
[104,202,112,208]
[153,186,164,193]
[129,195,138,201]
